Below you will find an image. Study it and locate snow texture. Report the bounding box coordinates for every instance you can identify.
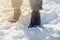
[0,0,60,40]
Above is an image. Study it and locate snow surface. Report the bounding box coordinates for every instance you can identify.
[0,0,60,40]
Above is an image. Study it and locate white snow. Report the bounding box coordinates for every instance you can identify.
[0,0,60,40]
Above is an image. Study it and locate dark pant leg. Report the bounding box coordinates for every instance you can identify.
[29,0,42,27]
[29,11,41,26]
[37,12,41,25]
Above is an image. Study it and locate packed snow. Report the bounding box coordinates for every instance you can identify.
[0,0,60,40]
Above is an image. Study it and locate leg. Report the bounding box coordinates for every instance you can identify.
[28,10,41,28]
[36,11,41,26]
[14,8,21,22]
[10,0,22,23]
[10,8,21,23]
[28,0,42,28]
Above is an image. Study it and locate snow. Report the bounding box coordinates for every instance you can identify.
[0,0,60,40]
